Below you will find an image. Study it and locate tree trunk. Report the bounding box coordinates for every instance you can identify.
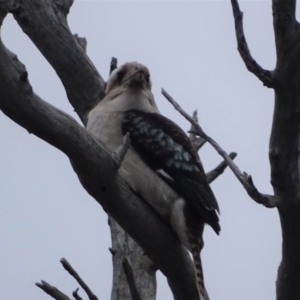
[231,0,300,299]
[110,218,156,300]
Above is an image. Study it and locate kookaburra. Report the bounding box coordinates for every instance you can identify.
[87,62,220,299]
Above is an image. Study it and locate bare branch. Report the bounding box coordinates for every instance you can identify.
[73,288,83,300]
[9,0,106,125]
[110,57,118,75]
[112,132,131,169]
[189,110,206,151]
[230,0,275,88]
[206,152,237,184]
[162,88,280,208]
[122,257,142,300]
[60,258,99,300]
[36,280,72,300]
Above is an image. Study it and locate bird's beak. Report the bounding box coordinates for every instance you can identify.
[121,69,143,85]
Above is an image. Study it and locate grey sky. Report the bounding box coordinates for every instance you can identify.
[0,1,292,299]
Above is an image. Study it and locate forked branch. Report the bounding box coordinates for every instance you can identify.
[189,111,236,183]
[60,258,99,300]
[230,0,275,88]
[206,152,237,184]
[162,88,280,208]
[36,280,72,300]
[73,288,83,300]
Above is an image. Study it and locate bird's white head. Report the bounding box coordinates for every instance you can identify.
[105,62,152,94]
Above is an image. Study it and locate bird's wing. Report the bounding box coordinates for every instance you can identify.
[122,110,220,234]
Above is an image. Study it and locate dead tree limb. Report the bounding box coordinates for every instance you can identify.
[162,88,279,208]
[72,289,83,300]
[189,110,206,151]
[36,280,72,300]
[206,152,237,184]
[231,0,275,88]
[110,57,118,75]
[60,258,98,300]
[10,0,106,125]
[112,133,131,170]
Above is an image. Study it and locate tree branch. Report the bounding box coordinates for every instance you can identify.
[0,14,200,300]
[36,280,72,300]
[122,257,142,300]
[112,132,131,169]
[162,88,280,208]
[9,0,106,125]
[72,288,83,300]
[206,152,237,184]
[189,110,206,151]
[110,57,118,75]
[60,258,98,300]
[230,0,275,88]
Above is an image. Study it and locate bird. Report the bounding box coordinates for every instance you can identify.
[86,61,220,299]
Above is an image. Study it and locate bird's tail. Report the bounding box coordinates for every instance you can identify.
[191,244,206,299]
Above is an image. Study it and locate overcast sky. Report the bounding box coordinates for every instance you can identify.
[1,1,297,299]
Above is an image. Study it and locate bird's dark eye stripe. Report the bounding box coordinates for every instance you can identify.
[117,71,124,80]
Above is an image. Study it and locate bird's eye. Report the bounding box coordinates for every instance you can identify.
[117,71,124,80]
[145,75,150,83]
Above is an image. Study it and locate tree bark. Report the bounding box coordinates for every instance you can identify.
[231,0,300,299]
[110,218,156,300]
[271,5,300,298]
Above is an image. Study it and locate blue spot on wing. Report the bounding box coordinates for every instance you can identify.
[123,110,202,176]
[133,116,143,124]
[155,130,164,141]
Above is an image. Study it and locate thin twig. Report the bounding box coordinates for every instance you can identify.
[162,88,280,208]
[122,257,142,300]
[73,288,83,300]
[36,280,72,300]
[112,132,131,169]
[110,57,118,75]
[189,110,206,151]
[230,0,275,88]
[206,152,237,184]
[60,258,99,300]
